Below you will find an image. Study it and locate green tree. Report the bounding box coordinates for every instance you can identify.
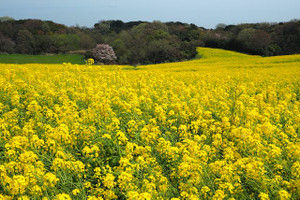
[16,29,35,54]
[0,16,14,22]
[237,28,271,54]
[111,38,130,64]
[0,34,15,53]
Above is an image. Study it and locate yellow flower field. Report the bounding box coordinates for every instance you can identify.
[0,48,299,200]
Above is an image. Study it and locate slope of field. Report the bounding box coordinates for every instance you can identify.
[0,48,299,200]
[0,54,85,64]
[141,47,300,71]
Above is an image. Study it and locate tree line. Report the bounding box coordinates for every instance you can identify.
[0,17,299,65]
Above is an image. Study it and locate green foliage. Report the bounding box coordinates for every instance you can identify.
[16,29,35,54]
[51,34,81,53]
[0,34,15,53]
[0,16,14,22]
[0,18,299,65]
[236,28,272,54]
[105,22,197,65]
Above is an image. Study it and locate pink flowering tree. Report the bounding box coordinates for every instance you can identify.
[91,44,117,64]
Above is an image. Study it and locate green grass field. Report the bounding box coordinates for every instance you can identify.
[0,54,85,64]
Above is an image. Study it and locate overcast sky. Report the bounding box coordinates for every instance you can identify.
[0,0,299,28]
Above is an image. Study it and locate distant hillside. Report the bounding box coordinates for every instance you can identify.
[0,18,299,65]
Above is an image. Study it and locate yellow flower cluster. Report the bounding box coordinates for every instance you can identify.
[86,58,95,65]
[0,47,299,199]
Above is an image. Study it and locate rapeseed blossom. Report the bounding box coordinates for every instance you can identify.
[0,47,299,199]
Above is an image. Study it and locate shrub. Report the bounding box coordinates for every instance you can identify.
[85,58,94,65]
